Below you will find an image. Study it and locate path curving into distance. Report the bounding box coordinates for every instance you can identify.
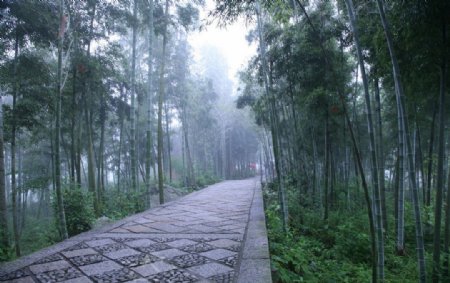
[0,178,272,283]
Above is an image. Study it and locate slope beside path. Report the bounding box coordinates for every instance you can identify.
[0,178,272,283]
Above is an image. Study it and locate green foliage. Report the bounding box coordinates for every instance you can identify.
[19,216,60,257]
[264,182,427,282]
[53,188,95,237]
[0,242,14,262]
[267,204,371,282]
[196,172,221,188]
[102,187,147,220]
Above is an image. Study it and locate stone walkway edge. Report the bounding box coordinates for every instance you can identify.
[0,178,272,283]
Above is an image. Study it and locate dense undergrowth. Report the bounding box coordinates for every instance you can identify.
[264,181,435,282]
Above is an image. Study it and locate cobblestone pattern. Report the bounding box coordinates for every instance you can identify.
[0,179,260,282]
[147,268,198,282]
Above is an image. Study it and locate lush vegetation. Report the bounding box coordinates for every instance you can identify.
[265,182,433,282]
[213,0,449,281]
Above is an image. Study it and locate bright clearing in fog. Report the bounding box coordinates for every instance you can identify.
[189,3,256,96]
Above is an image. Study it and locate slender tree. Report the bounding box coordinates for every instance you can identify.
[255,1,288,231]
[55,0,69,240]
[344,0,384,279]
[130,0,138,192]
[146,0,154,208]
[11,29,21,256]
[440,9,449,278]
[376,0,426,281]
[0,96,8,253]
[157,0,169,204]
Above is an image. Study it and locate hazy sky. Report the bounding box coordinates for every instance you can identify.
[188,1,256,95]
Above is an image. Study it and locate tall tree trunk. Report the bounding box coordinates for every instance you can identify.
[130,0,138,192]
[182,110,195,187]
[374,77,387,232]
[55,0,69,240]
[11,31,21,256]
[98,91,106,204]
[84,1,98,215]
[433,85,445,278]
[439,13,449,278]
[146,0,154,208]
[221,122,226,179]
[182,128,186,186]
[157,0,169,204]
[426,102,437,206]
[394,152,400,241]
[256,2,288,232]
[345,1,384,280]
[76,120,82,186]
[0,95,8,253]
[324,112,330,220]
[376,1,426,281]
[117,85,126,191]
[70,66,76,186]
[395,94,406,256]
[342,94,378,283]
[415,117,426,205]
[164,102,172,183]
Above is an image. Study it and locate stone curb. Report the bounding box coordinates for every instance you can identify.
[236,179,272,283]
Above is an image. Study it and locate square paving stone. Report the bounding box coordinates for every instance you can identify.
[34,253,64,264]
[60,276,93,283]
[91,267,140,282]
[69,254,105,266]
[136,243,170,253]
[126,225,161,233]
[203,221,229,227]
[199,249,236,261]
[189,225,222,233]
[105,248,140,260]
[166,239,197,248]
[7,276,36,283]
[94,243,127,253]
[125,239,155,248]
[132,261,176,277]
[117,253,159,267]
[150,238,177,243]
[207,239,240,249]
[123,279,149,283]
[146,269,198,282]
[29,260,71,274]
[0,268,31,281]
[170,254,211,268]
[35,267,83,283]
[224,245,241,252]
[151,248,187,260]
[218,255,238,267]
[114,238,141,243]
[133,218,156,224]
[208,270,235,283]
[62,248,98,258]
[85,238,116,247]
[145,223,187,233]
[187,263,233,278]
[79,261,122,276]
[63,242,89,251]
[169,215,199,222]
[180,243,214,253]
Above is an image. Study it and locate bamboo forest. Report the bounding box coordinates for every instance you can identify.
[0,0,449,282]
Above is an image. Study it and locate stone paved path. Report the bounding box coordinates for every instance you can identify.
[0,178,271,283]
